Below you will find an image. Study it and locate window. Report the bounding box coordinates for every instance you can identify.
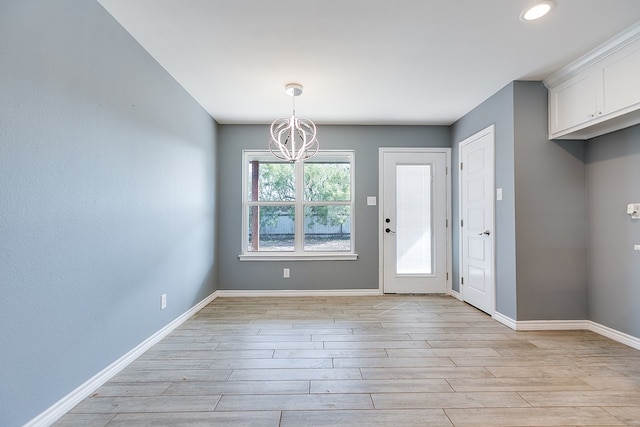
[240,150,356,260]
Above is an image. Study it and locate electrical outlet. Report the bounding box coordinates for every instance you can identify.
[161,294,167,309]
[283,268,290,279]
[634,245,640,251]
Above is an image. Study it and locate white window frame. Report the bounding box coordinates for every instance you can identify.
[239,150,357,261]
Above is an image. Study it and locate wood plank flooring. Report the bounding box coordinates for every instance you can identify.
[54,295,640,426]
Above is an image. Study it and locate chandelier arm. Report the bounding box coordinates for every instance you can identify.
[269,136,290,161]
[296,127,317,152]
[295,120,309,157]
[270,121,292,158]
[276,127,292,160]
[270,119,289,141]
[298,118,316,133]
[305,142,319,160]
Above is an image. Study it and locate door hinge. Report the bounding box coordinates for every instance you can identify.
[446,272,449,280]
[461,277,464,285]
[446,219,449,228]
[445,166,448,175]
[460,162,463,170]
[460,219,464,227]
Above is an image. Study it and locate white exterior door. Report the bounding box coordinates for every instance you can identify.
[380,149,450,294]
[459,126,495,314]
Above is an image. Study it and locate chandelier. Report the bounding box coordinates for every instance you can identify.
[268,83,319,162]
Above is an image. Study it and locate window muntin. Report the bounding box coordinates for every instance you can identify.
[242,151,355,259]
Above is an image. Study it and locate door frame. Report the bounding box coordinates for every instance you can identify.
[378,147,452,294]
[457,125,496,314]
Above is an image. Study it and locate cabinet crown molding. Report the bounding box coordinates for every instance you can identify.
[544,22,640,89]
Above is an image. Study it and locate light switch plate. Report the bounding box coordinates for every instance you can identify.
[496,188,503,201]
[367,196,377,206]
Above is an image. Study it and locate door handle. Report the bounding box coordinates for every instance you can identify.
[385,228,396,234]
[478,230,491,236]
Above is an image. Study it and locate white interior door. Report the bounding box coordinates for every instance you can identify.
[459,126,495,314]
[380,149,449,294]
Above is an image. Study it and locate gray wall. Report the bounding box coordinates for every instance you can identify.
[0,2,218,425]
[451,83,518,319]
[217,125,450,291]
[451,81,588,321]
[586,124,640,337]
[514,82,587,321]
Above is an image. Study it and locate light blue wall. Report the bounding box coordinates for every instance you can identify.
[217,124,450,291]
[586,124,640,337]
[0,1,218,425]
[451,83,517,319]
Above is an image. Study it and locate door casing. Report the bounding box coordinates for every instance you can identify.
[457,125,496,314]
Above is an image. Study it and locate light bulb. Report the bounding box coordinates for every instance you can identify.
[521,1,555,21]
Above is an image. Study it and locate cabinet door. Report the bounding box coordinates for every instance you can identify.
[602,41,640,115]
[549,71,600,135]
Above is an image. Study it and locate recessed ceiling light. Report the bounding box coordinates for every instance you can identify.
[520,1,556,21]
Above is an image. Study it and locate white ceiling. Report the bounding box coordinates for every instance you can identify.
[97,0,640,125]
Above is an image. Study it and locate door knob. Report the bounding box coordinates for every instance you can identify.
[385,218,391,223]
[478,230,491,236]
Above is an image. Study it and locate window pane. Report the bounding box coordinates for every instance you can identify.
[248,161,295,201]
[304,205,351,251]
[396,164,432,274]
[247,205,295,251]
[304,162,350,201]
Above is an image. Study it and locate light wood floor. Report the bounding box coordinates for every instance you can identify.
[54,295,640,426]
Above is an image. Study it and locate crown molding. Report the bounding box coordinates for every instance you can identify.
[544,22,640,88]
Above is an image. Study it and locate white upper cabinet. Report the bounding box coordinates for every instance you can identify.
[545,23,640,140]
[549,69,601,134]
[601,40,640,115]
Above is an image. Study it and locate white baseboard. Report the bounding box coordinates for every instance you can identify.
[449,289,462,301]
[490,314,640,351]
[588,320,640,350]
[515,319,589,331]
[214,289,381,297]
[492,311,517,329]
[25,291,219,427]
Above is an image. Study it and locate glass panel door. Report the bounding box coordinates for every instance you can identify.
[381,149,449,294]
[396,164,432,275]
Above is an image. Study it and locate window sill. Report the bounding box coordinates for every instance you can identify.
[239,253,358,262]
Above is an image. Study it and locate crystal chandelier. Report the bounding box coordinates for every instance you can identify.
[268,83,319,162]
